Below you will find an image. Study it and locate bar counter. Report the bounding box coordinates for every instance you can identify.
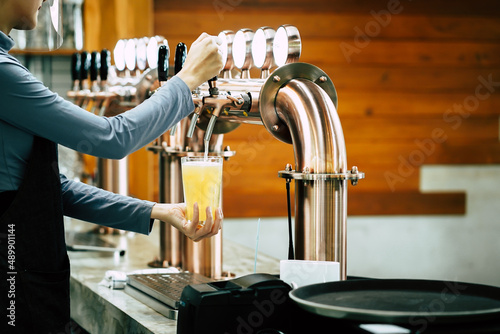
[67,219,280,334]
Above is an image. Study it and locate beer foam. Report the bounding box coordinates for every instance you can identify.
[183,161,221,167]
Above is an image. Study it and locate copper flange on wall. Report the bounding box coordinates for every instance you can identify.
[259,63,338,144]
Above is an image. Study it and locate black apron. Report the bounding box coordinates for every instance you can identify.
[1,136,70,333]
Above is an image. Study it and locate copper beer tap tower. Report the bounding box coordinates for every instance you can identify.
[69,26,364,281]
[149,26,364,280]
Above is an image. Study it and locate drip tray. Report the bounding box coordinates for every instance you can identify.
[66,231,125,255]
[125,272,213,320]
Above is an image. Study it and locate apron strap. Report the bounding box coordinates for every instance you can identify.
[1,137,69,333]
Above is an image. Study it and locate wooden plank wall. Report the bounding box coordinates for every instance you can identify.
[150,0,500,217]
[84,0,153,51]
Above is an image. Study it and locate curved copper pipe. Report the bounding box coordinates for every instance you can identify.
[275,79,347,174]
[275,79,349,280]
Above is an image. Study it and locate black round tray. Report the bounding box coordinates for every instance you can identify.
[290,279,500,325]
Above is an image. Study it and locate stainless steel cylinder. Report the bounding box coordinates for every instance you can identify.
[99,157,129,195]
[294,179,348,275]
[183,229,223,279]
[157,153,184,268]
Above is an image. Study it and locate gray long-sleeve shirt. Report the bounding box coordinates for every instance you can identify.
[0,31,194,234]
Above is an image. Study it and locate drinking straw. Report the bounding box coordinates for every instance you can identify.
[254,218,261,273]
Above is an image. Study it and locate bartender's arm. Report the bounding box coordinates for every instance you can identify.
[1,33,224,240]
[60,174,222,241]
[0,33,223,160]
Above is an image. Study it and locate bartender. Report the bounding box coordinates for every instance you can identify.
[0,0,224,333]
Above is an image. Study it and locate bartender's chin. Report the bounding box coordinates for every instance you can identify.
[13,17,38,31]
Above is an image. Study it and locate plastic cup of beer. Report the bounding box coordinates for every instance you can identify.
[181,156,223,223]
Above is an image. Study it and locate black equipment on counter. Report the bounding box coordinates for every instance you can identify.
[124,272,214,320]
[176,275,500,334]
[176,273,293,334]
[127,272,212,310]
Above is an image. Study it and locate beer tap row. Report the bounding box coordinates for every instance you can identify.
[186,25,302,143]
[67,25,303,150]
[67,36,169,116]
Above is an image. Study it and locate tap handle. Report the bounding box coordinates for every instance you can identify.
[174,42,187,74]
[208,76,218,95]
[169,43,186,137]
[71,52,81,83]
[80,51,91,84]
[158,44,169,83]
[100,49,111,82]
[208,76,217,87]
[90,51,101,82]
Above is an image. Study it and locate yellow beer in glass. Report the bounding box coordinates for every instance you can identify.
[181,156,223,222]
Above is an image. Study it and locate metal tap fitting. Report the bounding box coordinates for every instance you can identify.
[186,102,203,138]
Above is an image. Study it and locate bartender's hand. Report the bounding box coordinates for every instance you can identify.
[176,33,224,91]
[151,202,223,242]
